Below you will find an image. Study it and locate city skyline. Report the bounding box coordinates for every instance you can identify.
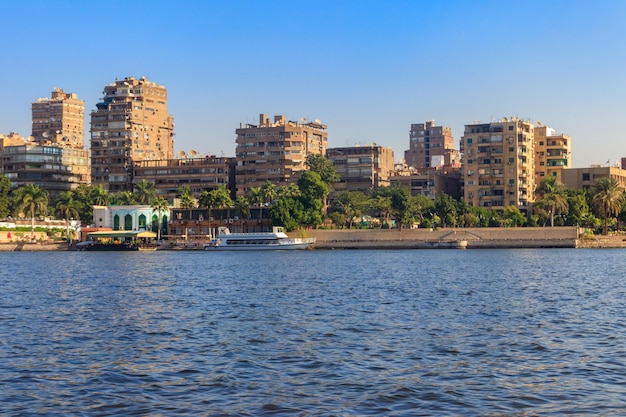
[1,0,625,168]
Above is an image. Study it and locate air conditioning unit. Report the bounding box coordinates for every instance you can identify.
[234,216,239,220]
[228,219,234,224]
[209,217,214,221]
[223,219,228,223]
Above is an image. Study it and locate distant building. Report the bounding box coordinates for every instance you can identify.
[92,204,167,232]
[390,165,462,201]
[404,120,457,170]
[461,118,535,213]
[132,155,236,202]
[561,166,626,191]
[0,132,90,200]
[235,114,328,196]
[326,145,394,193]
[31,87,85,148]
[90,76,175,192]
[534,125,571,184]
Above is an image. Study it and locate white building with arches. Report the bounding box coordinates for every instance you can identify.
[92,205,169,235]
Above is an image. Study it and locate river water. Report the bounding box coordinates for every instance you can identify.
[1,249,626,416]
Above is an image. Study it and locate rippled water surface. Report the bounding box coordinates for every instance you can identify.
[2,249,626,415]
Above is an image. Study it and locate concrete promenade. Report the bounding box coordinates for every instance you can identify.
[1,227,626,250]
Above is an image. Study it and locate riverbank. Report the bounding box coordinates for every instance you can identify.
[2,227,626,251]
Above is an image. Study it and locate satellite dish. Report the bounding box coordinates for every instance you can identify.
[42,131,50,138]
[178,150,186,157]
[189,150,197,156]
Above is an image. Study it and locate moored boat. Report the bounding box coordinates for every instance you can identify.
[204,227,315,251]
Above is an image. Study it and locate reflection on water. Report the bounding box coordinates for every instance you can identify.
[1,249,626,415]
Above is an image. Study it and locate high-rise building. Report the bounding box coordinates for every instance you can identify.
[404,120,456,169]
[326,145,395,192]
[461,117,535,213]
[0,132,90,199]
[235,114,328,196]
[90,76,174,192]
[534,125,571,184]
[31,88,85,147]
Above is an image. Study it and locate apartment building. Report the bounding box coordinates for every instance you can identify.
[90,76,175,192]
[133,154,236,202]
[461,118,535,213]
[31,88,85,148]
[235,114,328,195]
[533,125,571,184]
[561,166,626,191]
[326,145,394,193]
[404,120,457,169]
[0,132,90,199]
[390,165,462,200]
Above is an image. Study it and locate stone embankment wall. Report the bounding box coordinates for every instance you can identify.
[576,235,626,248]
[299,227,580,249]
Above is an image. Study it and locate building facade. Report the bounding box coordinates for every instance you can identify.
[533,125,571,184]
[133,155,236,202]
[326,145,395,192]
[31,88,85,148]
[404,120,456,170]
[90,76,175,192]
[0,132,90,200]
[390,166,462,201]
[561,166,626,191]
[461,118,535,212]
[235,114,328,196]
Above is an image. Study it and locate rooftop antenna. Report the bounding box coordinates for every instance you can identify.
[178,150,186,158]
[190,150,197,156]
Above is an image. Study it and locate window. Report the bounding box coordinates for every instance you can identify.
[467,138,472,144]
[582,173,590,181]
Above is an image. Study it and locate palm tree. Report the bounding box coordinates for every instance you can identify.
[55,191,81,246]
[534,177,569,227]
[14,184,49,241]
[90,185,110,206]
[369,195,392,229]
[151,197,169,240]
[212,184,233,220]
[591,177,624,235]
[234,195,250,220]
[134,179,157,204]
[247,186,264,207]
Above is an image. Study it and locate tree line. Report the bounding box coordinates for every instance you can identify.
[1,155,625,236]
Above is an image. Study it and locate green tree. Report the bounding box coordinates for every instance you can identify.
[55,191,81,245]
[0,175,11,219]
[177,186,196,211]
[270,197,304,231]
[134,179,157,204]
[151,197,169,240]
[211,184,233,220]
[112,191,137,206]
[502,205,526,227]
[567,191,590,226]
[305,154,340,185]
[247,186,264,207]
[590,177,624,235]
[234,195,251,220]
[534,177,568,227]
[434,193,458,228]
[329,191,367,228]
[369,195,393,228]
[298,171,329,228]
[13,184,49,240]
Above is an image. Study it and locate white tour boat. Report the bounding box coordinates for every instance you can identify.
[204,226,315,251]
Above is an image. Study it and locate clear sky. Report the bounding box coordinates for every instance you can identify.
[1,0,625,167]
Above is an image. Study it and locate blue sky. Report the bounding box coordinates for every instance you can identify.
[1,0,625,167]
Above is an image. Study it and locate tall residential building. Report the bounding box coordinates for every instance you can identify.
[31,88,85,147]
[326,145,395,192]
[235,114,328,195]
[534,125,571,184]
[133,155,236,203]
[90,76,175,192]
[461,118,535,212]
[0,132,90,200]
[404,120,456,169]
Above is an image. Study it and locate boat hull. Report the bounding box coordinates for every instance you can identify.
[204,238,315,251]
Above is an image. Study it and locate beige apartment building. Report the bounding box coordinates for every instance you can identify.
[235,114,328,195]
[31,88,85,148]
[461,118,535,213]
[561,166,626,191]
[0,132,90,199]
[133,154,236,202]
[534,125,571,184]
[90,76,175,192]
[404,120,457,169]
[326,145,395,193]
